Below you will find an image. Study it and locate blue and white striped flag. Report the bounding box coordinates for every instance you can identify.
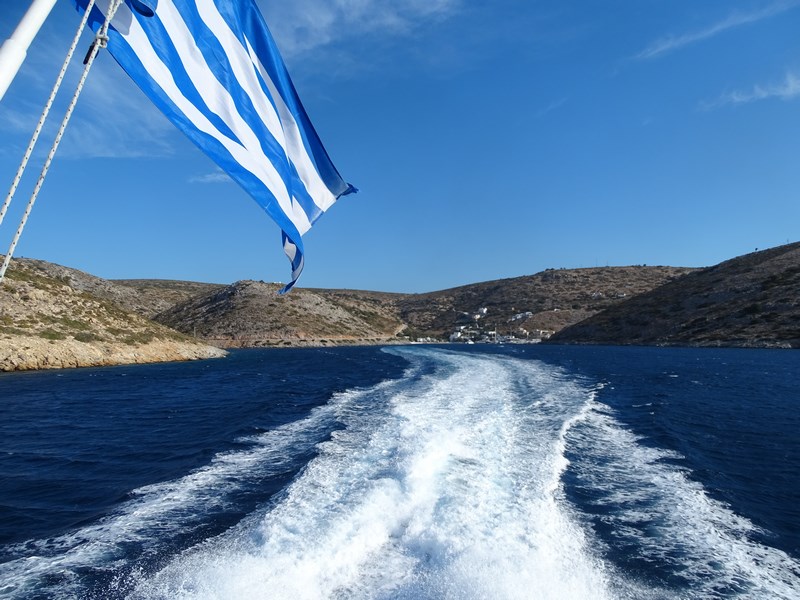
[73,0,355,292]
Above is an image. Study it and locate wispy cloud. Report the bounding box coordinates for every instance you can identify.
[258,0,462,59]
[635,0,800,60]
[535,97,568,119]
[2,0,464,160]
[702,72,800,109]
[189,169,232,184]
[0,22,177,160]
[58,61,176,159]
[0,103,41,136]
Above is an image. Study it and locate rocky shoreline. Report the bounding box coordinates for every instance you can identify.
[203,336,404,349]
[0,335,226,372]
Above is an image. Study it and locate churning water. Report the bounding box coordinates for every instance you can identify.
[1,345,798,599]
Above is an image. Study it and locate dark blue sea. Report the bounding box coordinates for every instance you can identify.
[0,345,798,599]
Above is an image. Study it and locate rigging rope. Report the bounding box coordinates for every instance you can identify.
[0,0,97,231]
[0,0,121,285]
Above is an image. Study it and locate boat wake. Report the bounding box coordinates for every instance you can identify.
[1,347,797,599]
[128,348,612,600]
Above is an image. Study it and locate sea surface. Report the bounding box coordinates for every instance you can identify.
[0,344,798,599]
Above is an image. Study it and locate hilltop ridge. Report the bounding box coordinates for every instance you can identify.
[391,266,693,340]
[550,242,800,348]
[155,280,405,347]
[1,242,797,371]
[144,266,690,347]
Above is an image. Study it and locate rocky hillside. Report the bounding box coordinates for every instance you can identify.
[550,242,800,348]
[393,266,695,338]
[112,279,225,318]
[155,280,406,347]
[0,259,225,372]
[151,268,693,346]
[0,259,222,319]
[2,241,796,373]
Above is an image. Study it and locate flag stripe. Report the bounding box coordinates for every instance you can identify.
[190,0,327,222]
[88,0,310,238]
[74,0,354,290]
[169,0,301,210]
[233,0,355,200]
[154,0,313,232]
[245,39,336,214]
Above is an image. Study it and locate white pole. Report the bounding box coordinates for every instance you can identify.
[0,0,96,231]
[0,0,122,285]
[0,0,59,102]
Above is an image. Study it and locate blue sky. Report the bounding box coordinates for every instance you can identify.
[1,0,799,292]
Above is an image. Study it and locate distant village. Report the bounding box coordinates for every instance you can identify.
[414,307,555,344]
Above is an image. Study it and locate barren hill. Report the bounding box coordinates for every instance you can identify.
[152,267,692,346]
[392,266,695,338]
[2,241,795,372]
[112,279,225,318]
[155,280,406,347]
[550,242,800,348]
[0,258,225,371]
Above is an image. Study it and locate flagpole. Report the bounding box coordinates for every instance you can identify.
[0,0,97,233]
[0,0,58,102]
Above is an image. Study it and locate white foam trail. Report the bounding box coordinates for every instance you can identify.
[128,349,613,600]
[15,348,790,600]
[0,389,349,599]
[566,399,800,600]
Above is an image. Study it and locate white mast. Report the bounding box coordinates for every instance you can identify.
[0,0,58,102]
[0,0,118,285]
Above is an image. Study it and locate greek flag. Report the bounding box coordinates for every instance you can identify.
[73,0,355,292]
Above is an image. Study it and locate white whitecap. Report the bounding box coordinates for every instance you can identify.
[128,349,613,600]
